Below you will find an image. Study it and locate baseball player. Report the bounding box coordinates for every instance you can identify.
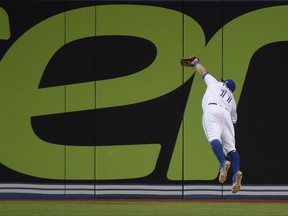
[180,56,243,193]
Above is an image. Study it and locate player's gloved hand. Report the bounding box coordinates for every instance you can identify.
[180,56,199,67]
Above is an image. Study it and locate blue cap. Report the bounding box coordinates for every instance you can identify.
[224,79,236,92]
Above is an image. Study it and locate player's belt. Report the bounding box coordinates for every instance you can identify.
[208,103,228,111]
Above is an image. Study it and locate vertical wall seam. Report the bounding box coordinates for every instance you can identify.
[181,0,185,200]
[94,0,97,198]
[64,3,67,197]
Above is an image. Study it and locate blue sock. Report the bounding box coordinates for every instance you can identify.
[228,150,240,183]
[210,139,226,168]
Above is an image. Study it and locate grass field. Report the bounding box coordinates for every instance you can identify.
[0,199,288,216]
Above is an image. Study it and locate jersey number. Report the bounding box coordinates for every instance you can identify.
[220,89,232,103]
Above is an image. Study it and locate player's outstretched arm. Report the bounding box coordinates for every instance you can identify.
[191,58,208,77]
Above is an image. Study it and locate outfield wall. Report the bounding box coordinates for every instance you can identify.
[0,0,288,199]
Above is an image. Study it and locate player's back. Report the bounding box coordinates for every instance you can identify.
[201,74,236,113]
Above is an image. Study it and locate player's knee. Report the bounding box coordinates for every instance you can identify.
[210,139,222,144]
[210,139,222,147]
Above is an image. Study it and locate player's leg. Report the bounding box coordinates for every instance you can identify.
[210,139,230,184]
[222,111,242,193]
[210,139,226,167]
[228,150,242,193]
[202,107,230,183]
[228,150,240,178]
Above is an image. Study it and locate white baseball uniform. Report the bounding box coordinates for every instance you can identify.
[201,73,237,155]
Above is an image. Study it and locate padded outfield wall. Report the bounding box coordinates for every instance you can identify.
[0,0,287,199]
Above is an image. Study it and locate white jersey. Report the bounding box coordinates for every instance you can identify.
[202,73,237,124]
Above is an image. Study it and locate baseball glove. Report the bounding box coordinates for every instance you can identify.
[180,56,199,67]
